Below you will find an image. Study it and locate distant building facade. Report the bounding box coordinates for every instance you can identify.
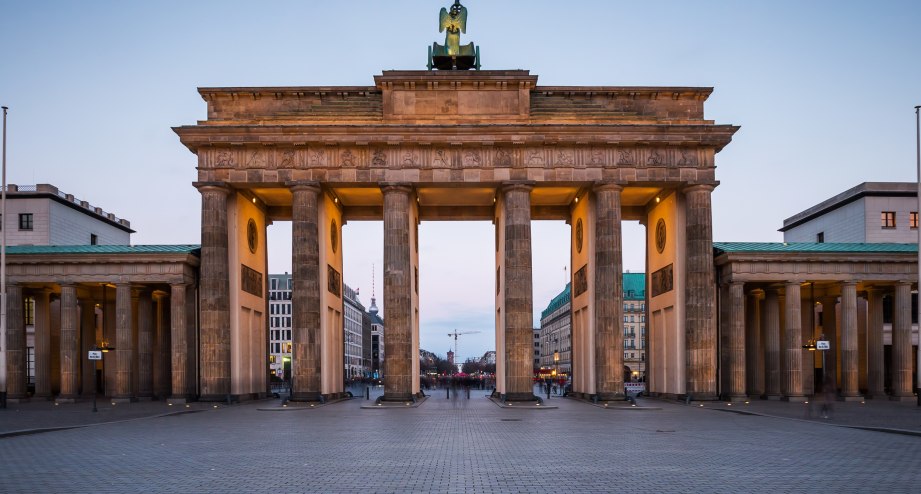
[3,183,133,246]
[343,284,365,378]
[368,295,384,378]
[622,273,647,380]
[781,182,918,243]
[268,274,292,380]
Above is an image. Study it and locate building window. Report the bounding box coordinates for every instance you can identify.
[19,213,33,231]
[911,212,918,229]
[881,211,896,228]
[24,297,35,325]
[816,232,824,243]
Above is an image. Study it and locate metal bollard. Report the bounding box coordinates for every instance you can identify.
[365,386,370,400]
[466,387,470,399]
[446,387,450,399]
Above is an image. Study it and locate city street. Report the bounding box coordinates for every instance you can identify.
[1,390,920,493]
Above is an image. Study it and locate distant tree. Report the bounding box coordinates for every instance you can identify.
[461,358,484,374]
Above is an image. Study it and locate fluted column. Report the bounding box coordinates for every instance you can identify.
[33,289,52,398]
[501,182,536,401]
[891,281,914,400]
[290,182,322,401]
[762,288,781,399]
[820,296,838,393]
[728,281,747,400]
[782,282,804,401]
[80,298,96,397]
[382,184,414,401]
[137,290,153,399]
[5,284,26,400]
[169,283,191,401]
[684,185,717,400]
[839,282,861,400]
[594,182,624,401]
[865,288,885,398]
[197,182,231,400]
[745,290,764,397]
[113,283,134,402]
[58,284,80,401]
[153,292,170,399]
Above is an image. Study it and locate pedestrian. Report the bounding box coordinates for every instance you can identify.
[820,374,834,419]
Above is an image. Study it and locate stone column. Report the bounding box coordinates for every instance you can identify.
[197,183,231,400]
[593,183,624,401]
[169,283,191,402]
[5,284,26,400]
[839,281,861,400]
[290,182,322,401]
[137,290,153,399]
[382,184,414,401]
[153,292,170,399]
[865,288,885,398]
[820,296,838,393]
[782,282,804,401]
[80,298,97,396]
[762,289,781,399]
[684,185,717,400]
[727,281,747,401]
[891,281,914,400]
[113,283,134,402]
[745,290,764,397]
[33,289,52,399]
[58,284,80,402]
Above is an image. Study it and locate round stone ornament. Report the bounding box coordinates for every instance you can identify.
[655,218,667,254]
[247,218,258,254]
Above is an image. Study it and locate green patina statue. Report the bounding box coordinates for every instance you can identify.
[428,1,480,70]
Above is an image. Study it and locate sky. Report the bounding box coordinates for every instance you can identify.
[2,0,919,362]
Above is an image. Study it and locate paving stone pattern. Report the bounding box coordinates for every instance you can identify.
[1,390,920,493]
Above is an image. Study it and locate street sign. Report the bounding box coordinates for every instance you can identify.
[88,350,103,360]
[816,340,830,350]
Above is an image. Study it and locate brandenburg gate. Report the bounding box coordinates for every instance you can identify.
[174,65,737,403]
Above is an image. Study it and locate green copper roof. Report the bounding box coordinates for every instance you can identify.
[713,242,917,254]
[541,283,572,320]
[5,244,201,255]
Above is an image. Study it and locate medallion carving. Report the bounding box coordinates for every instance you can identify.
[575,218,583,254]
[246,218,258,254]
[655,218,666,254]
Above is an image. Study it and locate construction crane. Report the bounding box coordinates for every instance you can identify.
[447,329,481,366]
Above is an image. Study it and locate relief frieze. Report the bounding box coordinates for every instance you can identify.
[617,148,635,166]
[371,148,387,167]
[432,147,451,168]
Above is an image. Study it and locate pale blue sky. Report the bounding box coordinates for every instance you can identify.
[2,1,919,360]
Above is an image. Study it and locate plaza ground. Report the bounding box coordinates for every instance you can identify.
[1,386,920,493]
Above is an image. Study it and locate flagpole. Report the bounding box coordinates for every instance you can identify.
[1,105,8,410]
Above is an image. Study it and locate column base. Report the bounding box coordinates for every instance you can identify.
[289,392,324,403]
[595,392,626,402]
[168,396,193,405]
[727,395,749,403]
[837,395,864,402]
[55,395,79,404]
[782,395,808,403]
[686,393,719,401]
[765,394,782,401]
[381,392,415,402]
[502,392,539,402]
[111,397,137,404]
[889,395,916,403]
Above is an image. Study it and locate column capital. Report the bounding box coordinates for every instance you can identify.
[682,183,717,194]
[840,280,859,287]
[380,183,414,195]
[193,181,231,194]
[500,181,535,193]
[592,181,624,193]
[287,180,321,193]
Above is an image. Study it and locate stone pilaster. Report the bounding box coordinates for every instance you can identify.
[891,281,914,400]
[839,282,862,400]
[727,281,747,401]
[745,290,764,398]
[865,288,885,398]
[80,298,96,397]
[169,283,191,402]
[820,296,838,392]
[593,182,624,401]
[197,182,231,400]
[782,282,804,401]
[762,289,781,399]
[382,184,414,401]
[501,182,536,401]
[684,185,717,400]
[33,289,52,399]
[113,283,134,402]
[137,290,153,399]
[290,182,322,401]
[5,283,26,400]
[57,284,80,402]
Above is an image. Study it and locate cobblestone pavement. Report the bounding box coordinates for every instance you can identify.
[1,390,920,493]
